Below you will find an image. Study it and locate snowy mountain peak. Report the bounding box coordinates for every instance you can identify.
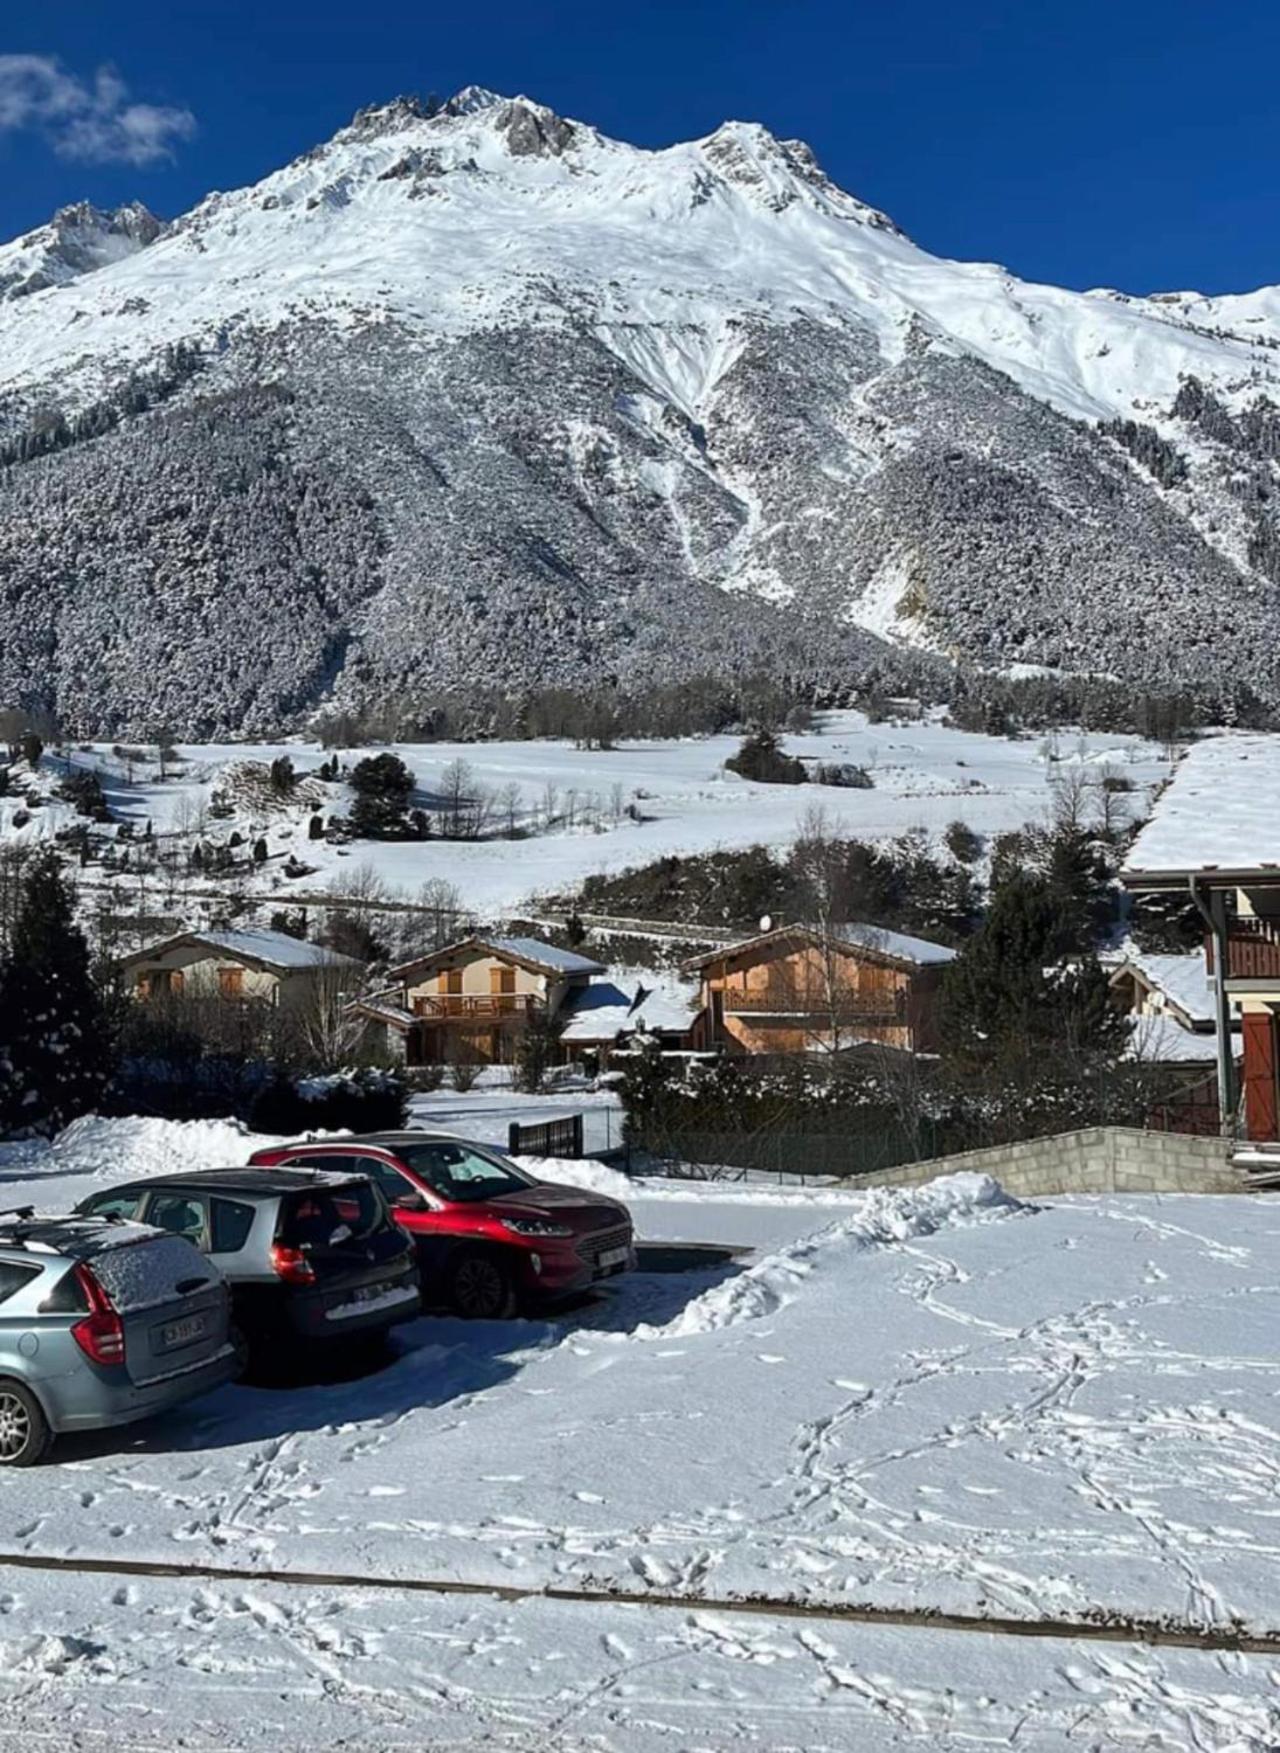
[444,85,506,117]
[0,199,164,302]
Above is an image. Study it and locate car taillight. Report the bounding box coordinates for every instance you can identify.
[270,1244,316,1286]
[70,1263,125,1366]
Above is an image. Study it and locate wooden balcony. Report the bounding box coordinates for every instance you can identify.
[1206,919,1280,983]
[411,994,542,1021]
[724,987,906,1022]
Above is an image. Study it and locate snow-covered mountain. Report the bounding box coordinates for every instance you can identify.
[2,88,1278,733]
[0,200,164,302]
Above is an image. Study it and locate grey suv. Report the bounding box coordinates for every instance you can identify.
[0,1210,236,1466]
[77,1168,420,1362]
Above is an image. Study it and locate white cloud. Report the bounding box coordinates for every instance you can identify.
[0,55,195,165]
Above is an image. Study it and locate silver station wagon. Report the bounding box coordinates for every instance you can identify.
[0,1210,236,1466]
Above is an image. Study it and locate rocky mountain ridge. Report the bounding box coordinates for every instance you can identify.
[1,88,1278,733]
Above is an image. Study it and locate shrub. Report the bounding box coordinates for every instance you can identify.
[447,1045,483,1092]
[248,1067,408,1135]
[944,820,984,864]
[725,729,807,785]
[812,762,873,789]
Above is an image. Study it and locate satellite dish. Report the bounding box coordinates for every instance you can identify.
[759,914,773,933]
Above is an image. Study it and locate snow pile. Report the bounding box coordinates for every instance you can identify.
[511,1153,634,1202]
[0,1113,275,1183]
[633,1173,1026,1338]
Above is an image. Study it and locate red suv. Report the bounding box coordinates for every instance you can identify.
[248,1132,635,1319]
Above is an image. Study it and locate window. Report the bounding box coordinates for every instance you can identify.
[397,1142,535,1203]
[362,1157,420,1204]
[210,1198,255,1254]
[490,966,517,996]
[0,1262,39,1306]
[445,969,464,995]
[145,968,185,997]
[145,1192,208,1247]
[81,1190,144,1222]
[218,966,244,998]
[279,1183,382,1247]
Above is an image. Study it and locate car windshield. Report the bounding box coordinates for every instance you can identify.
[398,1143,536,1203]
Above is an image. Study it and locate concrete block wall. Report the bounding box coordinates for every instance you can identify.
[847,1127,1246,1197]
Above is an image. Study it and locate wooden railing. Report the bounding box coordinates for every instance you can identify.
[724,987,906,1021]
[1207,919,1280,982]
[411,994,542,1019]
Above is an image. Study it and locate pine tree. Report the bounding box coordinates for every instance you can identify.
[0,851,113,1136]
[940,872,1128,1072]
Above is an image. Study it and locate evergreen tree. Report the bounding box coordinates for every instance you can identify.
[0,851,112,1136]
[940,871,1128,1073]
[349,753,415,838]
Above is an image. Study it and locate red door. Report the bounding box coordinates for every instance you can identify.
[1242,1011,1279,1141]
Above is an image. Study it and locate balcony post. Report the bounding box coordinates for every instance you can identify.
[1190,876,1238,1135]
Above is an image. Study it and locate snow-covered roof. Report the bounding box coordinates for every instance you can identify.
[123,926,362,973]
[388,934,605,982]
[1125,1015,1229,1064]
[1110,950,1216,1026]
[1124,735,1280,882]
[484,936,605,976]
[684,920,956,972]
[558,979,700,1043]
[826,923,958,966]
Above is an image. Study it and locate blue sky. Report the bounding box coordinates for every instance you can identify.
[1,1,1275,295]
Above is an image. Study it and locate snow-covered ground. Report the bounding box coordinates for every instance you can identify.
[0,1115,1277,1745]
[4,713,1170,917]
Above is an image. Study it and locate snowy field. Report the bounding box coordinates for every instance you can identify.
[0,1116,1276,1746]
[3,712,1170,917]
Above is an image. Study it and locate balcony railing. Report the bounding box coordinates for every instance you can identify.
[1207,919,1280,982]
[411,994,542,1020]
[724,987,906,1022]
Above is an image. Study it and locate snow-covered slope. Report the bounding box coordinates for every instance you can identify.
[2,88,1279,731]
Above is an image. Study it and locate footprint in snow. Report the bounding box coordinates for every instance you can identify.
[757,1354,786,1365]
[574,1490,605,1503]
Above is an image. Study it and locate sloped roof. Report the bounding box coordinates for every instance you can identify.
[485,936,605,975]
[1125,735,1280,882]
[1125,1014,1233,1064]
[558,979,700,1043]
[122,926,362,973]
[682,920,956,973]
[387,933,605,983]
[1110,950,1215,1026]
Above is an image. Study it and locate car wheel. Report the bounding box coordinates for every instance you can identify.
[0,1381,51,1467]
[447,1251,517,1320]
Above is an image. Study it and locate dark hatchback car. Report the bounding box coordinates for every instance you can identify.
[76,1168,420,1361]
[249,1133,635,1320]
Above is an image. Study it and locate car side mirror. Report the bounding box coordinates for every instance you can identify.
[394,1191,428,1212]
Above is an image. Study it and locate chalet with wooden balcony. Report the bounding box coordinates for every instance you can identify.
[1124,734,1280,1146]
[356,934,606,1066]
[681,921,956,1057]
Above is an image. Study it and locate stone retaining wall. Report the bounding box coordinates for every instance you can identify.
[846,1127,1246,1197]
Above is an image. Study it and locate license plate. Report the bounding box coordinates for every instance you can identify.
[161,1314,206,1347]
[597,1246,629,1270]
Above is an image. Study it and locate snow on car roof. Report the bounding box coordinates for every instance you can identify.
[1124,735,1280,880]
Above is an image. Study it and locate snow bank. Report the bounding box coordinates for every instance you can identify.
[0,1113,280,1184]
[511,1154,635,1202]
[631,1173,1027,1339]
